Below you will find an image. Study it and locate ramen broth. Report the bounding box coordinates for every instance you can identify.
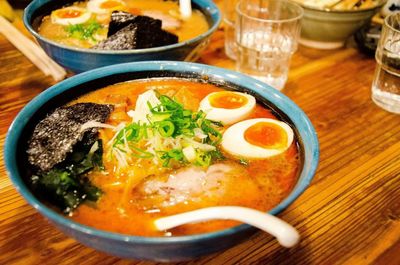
[65,79,300,236]
[38,0,209,49]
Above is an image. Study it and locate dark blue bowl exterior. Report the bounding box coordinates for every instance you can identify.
[4,62,319,262]
[53,219,256,261]
[23,0,221,73]
[34,37,209,73]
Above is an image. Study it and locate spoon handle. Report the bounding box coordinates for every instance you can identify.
[154,206,300,248]
[179,0,192,18]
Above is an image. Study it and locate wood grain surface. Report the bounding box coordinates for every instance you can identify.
[1,2,400,264]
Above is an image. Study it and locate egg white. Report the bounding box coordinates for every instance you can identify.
[51,7,92,26]
[198,91,256,125]
[221,118,294,159]
[87,0,126,14]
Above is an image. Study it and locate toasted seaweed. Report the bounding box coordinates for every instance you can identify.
[107,11,162,38]
[94,24,138,50]
[27,103,113,172]
[93,11,178,50]
[31,139,104,213]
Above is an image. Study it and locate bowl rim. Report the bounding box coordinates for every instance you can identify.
[23,0,221,54]
[295,0,385,14]
[384,13,400,33]
[4,61,319,244]
[236,0,304,24]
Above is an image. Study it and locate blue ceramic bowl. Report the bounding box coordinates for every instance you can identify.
[4,61,319,262]
[297,0,385,49]
[23,0,221,73]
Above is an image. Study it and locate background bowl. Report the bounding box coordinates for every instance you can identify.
[23,0,221,73]
[4,61,319,262]
[297,1,385,49]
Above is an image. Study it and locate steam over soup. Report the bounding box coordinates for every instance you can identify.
[27,79,300,236]
[38,0,209,49]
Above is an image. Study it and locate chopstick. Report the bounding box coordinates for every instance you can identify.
[0,16,66,81]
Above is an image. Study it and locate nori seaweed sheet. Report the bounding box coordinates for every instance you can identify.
[93,11,178,50]
[107,11,162,38]
[94,24,138,50]
[27,103,113,172]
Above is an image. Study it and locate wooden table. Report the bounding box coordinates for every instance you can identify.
[1,10,400,265]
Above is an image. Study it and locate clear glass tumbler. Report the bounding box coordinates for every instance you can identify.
[235,0,303,90]
[223,0,239,60]
[371,13,400,114]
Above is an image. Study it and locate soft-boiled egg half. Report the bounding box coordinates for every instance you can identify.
[51,7,92,25]
[221,118,294,159]
[199,91,256,125]
[87,0,126,14]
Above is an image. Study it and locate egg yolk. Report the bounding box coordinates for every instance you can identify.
[100,0,124,9]
[209,92,248,109]
[244,122,287,149]
[54,9,84,19]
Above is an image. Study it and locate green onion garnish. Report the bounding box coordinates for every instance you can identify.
[111,92,224,168]
[158,120,175,137]
[65,21,102,41]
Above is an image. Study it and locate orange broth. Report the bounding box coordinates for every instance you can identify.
[70,79,300,236]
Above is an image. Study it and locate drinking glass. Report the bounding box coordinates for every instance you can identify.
[235,0,303,90]
[223,0,239,60]
[371,13,400,114]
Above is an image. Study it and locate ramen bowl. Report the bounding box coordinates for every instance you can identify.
[297,1,385,49]
[23,0,221,73]
[4,61,319,262]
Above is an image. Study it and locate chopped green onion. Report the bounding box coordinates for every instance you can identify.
[168,149,184,161]
[114,122,147,145]
[195,151,212,167]
[150,112,172,122]
[158,120,175,137]
[159,95,181,111]
[176,117,192,129]
[111,91,225,168]
[130,146,154,159]
[183,110,192,117]
[158,151,171,167]
[65,21,102,41]
[125,123,141,141]
[181,128,195,137]
[142,124,149,138]
[210,149,225,161]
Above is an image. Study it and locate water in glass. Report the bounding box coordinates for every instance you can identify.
[236,31,293,90]
[372,41,400,113]
[224,19,237,60]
